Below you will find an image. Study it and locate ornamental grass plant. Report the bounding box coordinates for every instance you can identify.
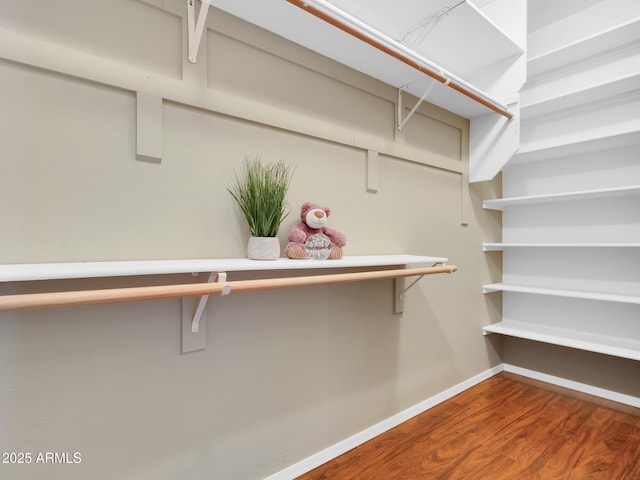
[228,157,294,237]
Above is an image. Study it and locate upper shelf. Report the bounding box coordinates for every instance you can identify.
[324,0,524,79]
[483,185,640,211]
[206,0,521,118]
[528,18,640,78]
[0,255,448,282]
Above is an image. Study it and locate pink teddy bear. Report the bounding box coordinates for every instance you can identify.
[285,202,347,260]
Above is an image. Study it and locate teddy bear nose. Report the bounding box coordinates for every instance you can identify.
[314,210,324,218]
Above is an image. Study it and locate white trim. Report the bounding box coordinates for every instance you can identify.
[503,364,640,408]
[264,365,504,480]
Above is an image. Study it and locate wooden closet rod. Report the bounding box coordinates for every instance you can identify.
[286,0,513,119]
[0,264,456,312]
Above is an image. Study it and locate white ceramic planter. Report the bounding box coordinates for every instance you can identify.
[247,236,281,260]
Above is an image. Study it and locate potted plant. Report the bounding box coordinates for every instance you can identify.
[228,156,294,260]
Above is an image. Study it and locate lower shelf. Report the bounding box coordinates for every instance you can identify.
[483,321,640,362]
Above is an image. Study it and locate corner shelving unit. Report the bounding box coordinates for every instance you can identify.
[481,0,640,404]
[482,182,640,362]
[0,254,455,353]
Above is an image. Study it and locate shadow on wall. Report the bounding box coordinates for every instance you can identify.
[503,337,640,399]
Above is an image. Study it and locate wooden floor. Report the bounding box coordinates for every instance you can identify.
[297,373,640,480]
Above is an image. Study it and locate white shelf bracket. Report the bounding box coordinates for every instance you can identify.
[394,262,453,313]
[187,0,210,64]
[192,271,230,333]
[182,271,231,353]
[397,79,436,131]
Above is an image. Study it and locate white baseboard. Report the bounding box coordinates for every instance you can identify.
[503,363,640,409]
[265,363,640,479]
[264,365,505,480]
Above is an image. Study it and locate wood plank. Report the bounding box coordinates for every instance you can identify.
[296,373,640,479]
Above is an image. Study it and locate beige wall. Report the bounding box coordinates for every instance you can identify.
[0,1,501,478]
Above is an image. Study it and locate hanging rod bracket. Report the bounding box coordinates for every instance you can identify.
[191,271,230,333]
[398,79,437,131]
[393,263,453,313]
[182,271,231,353]
[187,0,210,64]
[401,275,426,295]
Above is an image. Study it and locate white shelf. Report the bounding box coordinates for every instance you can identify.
[1,254,453,354]
[0,255,448,282]
[521,74,640,121]
[207,0,519,119]
[528,19,640,78]
[408,0,524,79]
[482,243,640,251]
[512,130,640,164]
[483,283,640,305]
[483,321,640,362]
[483,185,640,211]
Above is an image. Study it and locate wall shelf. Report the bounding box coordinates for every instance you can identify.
[483,321,640,362]
[483,184,640,211]
[483,283,640,305]
[0,255,455,353]
[482,243,640,251]
[0,255,447,282]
